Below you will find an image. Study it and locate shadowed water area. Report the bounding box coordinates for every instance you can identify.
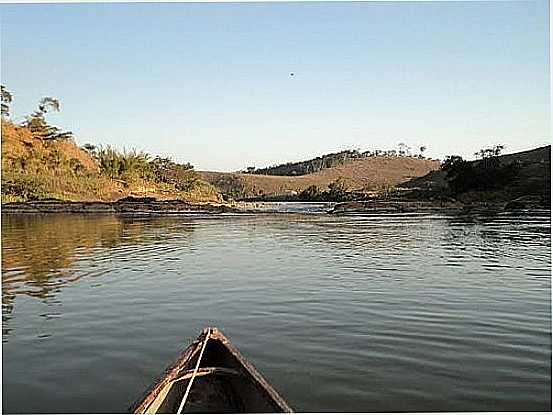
[1,210,551,412]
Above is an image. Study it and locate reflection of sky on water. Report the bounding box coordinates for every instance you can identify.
[1,209,550,412]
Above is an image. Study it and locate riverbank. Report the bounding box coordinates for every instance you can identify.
[1,121,223,204]
[1,197,238,215]
[3,196,550,216]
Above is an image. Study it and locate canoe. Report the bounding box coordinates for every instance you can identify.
[130,327,293,413]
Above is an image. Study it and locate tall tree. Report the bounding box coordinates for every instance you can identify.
[22,96,73,141]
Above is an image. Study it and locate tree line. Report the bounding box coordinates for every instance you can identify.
[245,144,429,176]
[441,145,520,196]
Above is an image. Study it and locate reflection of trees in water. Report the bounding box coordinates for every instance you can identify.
[1,214,195,338]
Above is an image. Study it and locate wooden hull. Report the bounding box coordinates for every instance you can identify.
[130,327,293,413]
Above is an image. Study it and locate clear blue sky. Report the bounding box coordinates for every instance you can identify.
[1,1,550,171]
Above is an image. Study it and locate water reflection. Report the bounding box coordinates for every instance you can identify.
[1,214,196,337]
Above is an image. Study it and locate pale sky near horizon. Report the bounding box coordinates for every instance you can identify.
[1,1,550,171]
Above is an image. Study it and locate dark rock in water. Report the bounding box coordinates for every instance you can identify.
[504,195,547,211]
[330,201,365,213]
[1,200,115,214]
[116,196,158,204]
[330,199,465,214]
[1,198,239,215]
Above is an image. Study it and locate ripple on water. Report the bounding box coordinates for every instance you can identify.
[1,211,551,412]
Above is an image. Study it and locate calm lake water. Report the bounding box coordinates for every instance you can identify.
[2,209,551,412]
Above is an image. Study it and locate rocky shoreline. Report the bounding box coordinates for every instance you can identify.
[1,197,239,215]
[330,195,550,214]
[330,200,463,214]
[2,195,549,216]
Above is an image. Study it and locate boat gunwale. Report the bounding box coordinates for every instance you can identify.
[129,327,293,413]
[129,333,204,413]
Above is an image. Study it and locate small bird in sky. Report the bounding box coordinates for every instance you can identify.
[290,72,295,77]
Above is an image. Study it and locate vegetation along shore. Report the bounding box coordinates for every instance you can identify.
[1,86,550,214]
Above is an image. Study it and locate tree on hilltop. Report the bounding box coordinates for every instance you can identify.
[1,85,12,117]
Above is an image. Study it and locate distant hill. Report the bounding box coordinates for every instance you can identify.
[249,149,386,176]
[200,155,440,200]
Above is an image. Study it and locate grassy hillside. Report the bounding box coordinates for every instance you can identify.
[1,119,439,204]
[2,122,116,201]
[201,155,440,200]
[248,149,400,176]
[1,121,222,203]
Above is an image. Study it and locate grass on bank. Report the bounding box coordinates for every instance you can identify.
[1,120,223,203]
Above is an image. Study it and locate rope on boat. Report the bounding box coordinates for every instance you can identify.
[176,328,211,414]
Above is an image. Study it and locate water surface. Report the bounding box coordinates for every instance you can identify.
[2,210,551,412]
